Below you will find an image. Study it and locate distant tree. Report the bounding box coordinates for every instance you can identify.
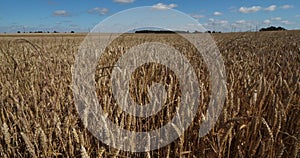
[277,26,286,31]
[47,31,50,33]
[259,26,287,32]
[17,31,21,33]
[53,30,58,33]
[135,30,176,34]
[70,31,75,33]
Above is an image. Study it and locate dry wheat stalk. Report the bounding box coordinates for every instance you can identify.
[98,146,106,157]
[253,90,257,104]
[250,131,262,157]
[109,146,120,158]
[68,133,74,155]
[20,132,37,158]
[38,127,47,155]
[2,123,10,146]
[166,145,171,158]
[261,117,274,142]
[79,131,85,145]
[72,128,80,144]
[80,145,89,158]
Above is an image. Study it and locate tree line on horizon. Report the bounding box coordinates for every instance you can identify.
[259,26,287,32]
[135,26,287,34]
[16,30,75,34]
[13,26,287,34]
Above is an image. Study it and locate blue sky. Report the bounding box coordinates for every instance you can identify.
[0,0,299,33]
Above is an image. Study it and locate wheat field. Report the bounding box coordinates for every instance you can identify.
[0,31,299,157]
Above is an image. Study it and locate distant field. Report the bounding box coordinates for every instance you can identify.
[0,31,299,157]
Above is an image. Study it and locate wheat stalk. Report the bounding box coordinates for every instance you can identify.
[38,127,47,155]
[80,145,89,158]
[2,123,10,146]
[261,117,274,142]
[20,132,37,158]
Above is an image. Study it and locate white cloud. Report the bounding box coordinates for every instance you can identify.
[208,18,228,25]
[238,6,262,13]
[190,14,205,19]
[208,18,215,22]
[281,5,294,9]
[236,20,246,24]
[230,20,259,32]
[264,5,276,11]
[152,3,177,10]
[296,15,300,18]
[281,20,292,25]
[203,19,231,32]
[53,10,70,17]
[218,20,228,25]
[271,17,282,21]
[88,7,109,15]
[113,0,134,4]
[263,19,271,25]
[213,11,222,16]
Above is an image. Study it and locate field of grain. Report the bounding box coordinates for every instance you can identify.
[0,31,299,157]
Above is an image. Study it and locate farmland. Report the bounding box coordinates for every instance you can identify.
[0,31,299,157]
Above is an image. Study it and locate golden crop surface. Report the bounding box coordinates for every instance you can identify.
[0,31,299,157]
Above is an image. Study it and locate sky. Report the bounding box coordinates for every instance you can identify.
[0,0,299,33]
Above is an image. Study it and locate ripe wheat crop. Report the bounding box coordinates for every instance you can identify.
[0,31,299,157]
